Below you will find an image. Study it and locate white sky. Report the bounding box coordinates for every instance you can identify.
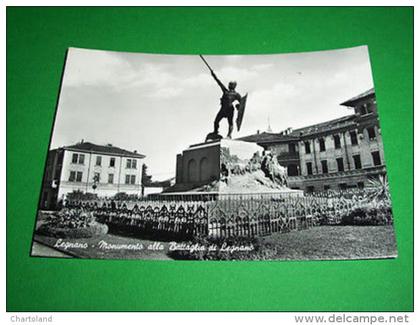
[51,46,374,180]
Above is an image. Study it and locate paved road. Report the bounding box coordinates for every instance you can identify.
[31,241,73,258]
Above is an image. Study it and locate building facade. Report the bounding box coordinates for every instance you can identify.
[240,88,387,192]
[40,141,145,209]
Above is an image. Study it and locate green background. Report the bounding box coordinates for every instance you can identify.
[6,7,413,311]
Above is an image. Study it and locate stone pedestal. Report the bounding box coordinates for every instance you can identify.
[166,139,300,194]
[172,140,225,192]
[173,140,222,191]
[161,139,302,199]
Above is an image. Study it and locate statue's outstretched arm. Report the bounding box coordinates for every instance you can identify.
[211,71,227,93]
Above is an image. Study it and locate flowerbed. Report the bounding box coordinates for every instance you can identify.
[36,208,108,239]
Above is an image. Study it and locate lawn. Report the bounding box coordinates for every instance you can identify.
[261,225,397,260]
[32,225,397,261]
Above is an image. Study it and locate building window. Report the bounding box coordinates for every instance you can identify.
[304,141,311,154]
[306,162,313,175]
[71,153,85,164]
[319,138,326,152]
[367,127,376,141]
[69,171,83,182]
[324,185,330,191]
[288,143,296,153]
[69,171,76,182]
[321,160,328,174]
[333,135,341,149]
[95,156,102,166]
[109,157,115,167]
[353,154,362,170]
[336,157,344,172]
[287,164,299,176]
[350,131,358,146]
[108,173,114,184]
[125,174,136,185]
[357,182,364,189]
[126,158,137,169]
[359,103,374,115]
[359,104,368,115]
[339,183,347,190]
[372,151,382,166]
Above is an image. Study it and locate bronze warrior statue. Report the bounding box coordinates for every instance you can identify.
[200,55,246,141]
[210,71,241,139]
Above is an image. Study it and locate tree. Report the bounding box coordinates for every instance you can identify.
[141,163,153,186]
[92,174,99,190]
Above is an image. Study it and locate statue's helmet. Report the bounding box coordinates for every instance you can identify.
[228,81,237,90]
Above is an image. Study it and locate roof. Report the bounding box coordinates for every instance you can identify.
[63,141,146,158]
[240,114,358,143]
[340,88,375,107]
[238,132,299,144]
[290,114,357,137]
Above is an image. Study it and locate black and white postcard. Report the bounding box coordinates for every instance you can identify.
[31,46,397,260]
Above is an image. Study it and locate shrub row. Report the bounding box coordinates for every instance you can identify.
[37,221,108,239]
[340,206,393,226]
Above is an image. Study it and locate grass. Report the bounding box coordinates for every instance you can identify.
[32,225,397,261]
[261,225,397,260]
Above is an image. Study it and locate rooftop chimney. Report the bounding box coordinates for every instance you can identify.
[281,127,293,135]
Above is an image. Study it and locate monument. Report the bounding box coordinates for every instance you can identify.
[200,55,248,141]
[162,56,302,196]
